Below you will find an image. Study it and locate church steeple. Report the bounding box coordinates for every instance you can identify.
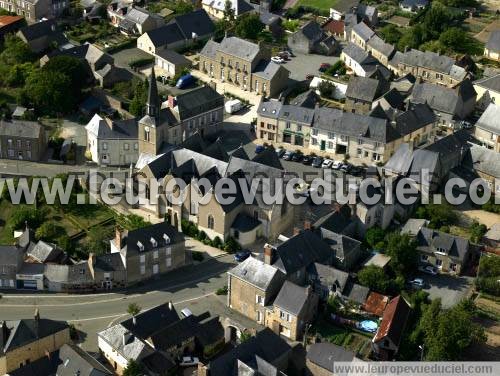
[146,67,159,119]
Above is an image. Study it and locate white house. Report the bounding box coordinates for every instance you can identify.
[85,114,139,166]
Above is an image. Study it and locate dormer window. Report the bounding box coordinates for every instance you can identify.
[163,234,170,244]
[150,237,157,248]
[137,241,144,251]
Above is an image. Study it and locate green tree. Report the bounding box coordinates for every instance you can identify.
[357,265,390,293]
[223,0,236,25]
[397,26,423,51]
[0,35,34,66]
[43,55,89,99]
[35,222,66,242]
[386,232,418,275]
[123,360,143,376]
[234,13,265,40]
[86,227,113,255]
[24,70,74,115]
[6,62,36,87]
[129,79,148,117]
[469,221,487,244]
[379,24,402,45]
[239,330,252,343]
[318,80,335,99]
[127,302,142,316]
[10,207,46,231]
[224,237,241,253]
[365,227,386,249]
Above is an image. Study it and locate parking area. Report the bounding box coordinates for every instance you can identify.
[416,273,473,308]
[281,52,340,82]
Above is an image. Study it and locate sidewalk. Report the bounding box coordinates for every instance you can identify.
[185,236,227,260]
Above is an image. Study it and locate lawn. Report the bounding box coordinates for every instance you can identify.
[296,0,336,11]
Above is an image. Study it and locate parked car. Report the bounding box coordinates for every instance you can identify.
[409,278,425,289]
[234,250,251,262]
[319,63,331,72]
[419,265,438,275]
[271,56,285,64]
[331,160,342,169]
[340,163,351,173]
[180,356,199,367]
[176,73,195,89]
[291,152,303,162]
[225,99,242,114]
[312,157,324,168]
[282,150,295,160]
[276,148,286,158]
[322,159,333,168]
[279,51,292,59]
[350,166,364,176]
[180,308,193,318]
[255,145,265,154]
[302,155,313,165]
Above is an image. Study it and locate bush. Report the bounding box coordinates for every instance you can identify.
[129,57,154,69]
[181,219,199,237]
[224,237,241,253]
[212,236,223,249]
[216,285,228,295]
[35,222,66,242]
[318,80,335,99]
[10,207,46,231]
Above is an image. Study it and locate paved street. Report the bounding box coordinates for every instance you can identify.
[0,255,237,351]
[417,273,474,308]
[283,52,340,82]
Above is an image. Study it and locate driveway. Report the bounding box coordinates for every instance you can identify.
[111,47,152,69]
[417,273,474,308]
[283,52,340,81]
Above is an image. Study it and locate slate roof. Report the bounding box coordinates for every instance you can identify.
[273,281,311,316]
[352,22,375,42]
[375,87,406,109]
[199,39,220,59]
[297,20,325,42]
[85,114,138,140]
[18,19,58,41]
[474,73,500,94]
[373,296,411,346]
[307,342,356,371]
[121,302,180,340]
[342,42,377,65]
[94,252,125,272]
[395,103,436,136]
[251,147,284,169]
[401,218,429,237]
[202,0,254,16]
[257,99,283,119]
[484,223,500,242]
[124,222,184,255]
[0,245,20,265]
[27,241,62,263]
[57,343,112,376]
[169,9,214,39]
[332,0,360,13]
[231,213,261,232]
[0,120,43,139]
[307,262,349,291]
[228,256,284,291]
[346,76,383,102]
[319,228,361,265]
[2,318,69,353]
[218,36,261,62]
[175,85,224,120]
[367,34,395,58]
[273,230,332,275]
[279,105,315,125]
[208,328,291,376]
[465,145,500,179]
[156,48,191,65]
[97,324,153,361]
[253,60,288,81]
[141,351,176,374]
[149,314,201,350]
[398,49,467,81]
[416,227,470,261]
[44,262,93,284]
[342,281,369,304]
[410,82,460,115]
[291,89,320,109]
[486,30,500,52]
[475,102,500,134]
[144,22,185,47]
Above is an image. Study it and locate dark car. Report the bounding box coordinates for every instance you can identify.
[311,157,324,168]
[255,145,265,154]
[282,151,295,160]
[302,155,313,165]
[319,63,331,72]
[276,148,286,158]
[340,163,352,173]
[234,250,251,262]
[350,166,364,176]
[291,153,303,162]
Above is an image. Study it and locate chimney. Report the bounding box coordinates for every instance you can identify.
[132,316,137,326]
[304,220,311,230]
[0,321,8,348]
[115,227,122,249]
[333,202,341,212]
[88,253,96,279]
[264,244,274,265]
[34,308,40,321]
[167,95,177,109]
[122,331,132,347]
[168,301,173,310]
[293,227,301,236]
[34,308,40,338]
[208,81,217,91]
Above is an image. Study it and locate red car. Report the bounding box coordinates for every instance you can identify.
[319,63,331,72]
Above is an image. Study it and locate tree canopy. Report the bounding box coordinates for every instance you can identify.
[234,13,265,40]
[385,232,418,275]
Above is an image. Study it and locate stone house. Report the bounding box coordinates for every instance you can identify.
[199,36,290,97]
[408,79,477,128]
[0,0,68,24]
[107,4,164,35]
[0,311,70,375]
[372,295,411,360]
[366,35,395,66]
[474,74,500,110]
[137,9,215,55]
[227,256,286,325]
[0,245,23,289]
[288,21,337,55]
[0,119,46,161]
[154,49,191,78]
[201,0,255,20]
[474,103,500,152]
[256,99,282,142]
[17,19,68,53]
[276,105,315,148]
[110,222,188,285]
[266,281,318,341]
[388,49,469,87]
[341,42,391,79]
[463,145,500,196]
[345,76,389,114]
[484,30,500,62]
[306,342,359,376]
[88,252,127,290]
[350,21,374,50]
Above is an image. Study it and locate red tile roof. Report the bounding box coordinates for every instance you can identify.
[363,292,389,317]
[373,295,411,345]
[323,20,345,35]
[0,15,23,28]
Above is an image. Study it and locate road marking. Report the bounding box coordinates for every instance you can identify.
[68,293,215,324]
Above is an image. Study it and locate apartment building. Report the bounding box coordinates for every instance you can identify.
[199,36,290,97]
[0,119,46,161]
[0,0,68,23]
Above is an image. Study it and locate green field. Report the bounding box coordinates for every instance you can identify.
[296,0,336,11]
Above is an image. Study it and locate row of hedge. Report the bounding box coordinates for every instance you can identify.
[181,219,241,253]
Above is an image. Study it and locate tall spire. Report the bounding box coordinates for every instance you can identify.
[146,67,159,119]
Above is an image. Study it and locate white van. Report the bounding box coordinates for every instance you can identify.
[225,99,242,114]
